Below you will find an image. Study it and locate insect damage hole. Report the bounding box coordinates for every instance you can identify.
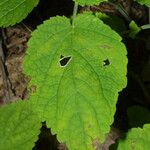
[103,59,110,66]
[59,55,71,67]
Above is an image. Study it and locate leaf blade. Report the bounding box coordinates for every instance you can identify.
[137,0,150,6]
[0,0,39,27]
[23,13,127,150]
[0,101,41,150]
[118,124,150,150]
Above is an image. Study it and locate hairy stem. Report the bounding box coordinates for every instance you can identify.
[72,3,78,27]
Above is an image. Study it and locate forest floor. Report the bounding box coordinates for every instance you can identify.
[0,0,150,150]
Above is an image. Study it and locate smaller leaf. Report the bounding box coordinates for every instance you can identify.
[129,21,141,39]
[127,106,150,128]
[118,124,150,150]
[0,0,39,27]
[0,101,41,150]
[73,0,107,6]
[136,0,150,7]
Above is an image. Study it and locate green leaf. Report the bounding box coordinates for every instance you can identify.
[0,0,39,27]
[127,106,150,128]
[23,13,127,150]
[73,0,107,6]
[118,124,150,150]
[0,101,41,150]
[136,0,150,7]
[129,21,141,39]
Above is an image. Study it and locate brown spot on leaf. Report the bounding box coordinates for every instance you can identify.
[100,44,112,49]
[92,138,101,150]
[30,85,37,93]
[88,124,92,129]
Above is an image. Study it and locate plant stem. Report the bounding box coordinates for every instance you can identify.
[108,2,131,22]
[72,3,78,27]
[0,39,13,103]
[141,24,150,30]
[140,8,150,30]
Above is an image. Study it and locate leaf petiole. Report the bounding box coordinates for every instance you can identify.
[72,2,78,27]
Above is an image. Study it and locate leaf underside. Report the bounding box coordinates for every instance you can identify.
[118,124,150,150]
[23,13,127,150]
[0,101,41,150]
[0,0,39,27]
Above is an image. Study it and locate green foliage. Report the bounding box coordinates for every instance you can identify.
[118,124,150,150]
[0,0,39,27]
[0,0,130,149]
[0,0,149,149]
[22,13,127,149]
[0,101,41,150]
[73,0,106,6]
[129,21,141,39]
[136,0,150,6]
[127,106,150,128]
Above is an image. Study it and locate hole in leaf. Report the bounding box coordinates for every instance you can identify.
[103,59,110,66]
[60,55,64,59]
[59,55,71,67]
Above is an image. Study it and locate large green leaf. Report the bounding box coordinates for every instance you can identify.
[23,13,127,150]
[118,124,150,150]
[136,0,150,6]
[73,0,106,6]
[0,101,41,150]
[0,0,39,27]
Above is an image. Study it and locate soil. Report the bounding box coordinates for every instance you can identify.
[0,0,150,150]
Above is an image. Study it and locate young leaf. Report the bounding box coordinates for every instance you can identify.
[23,13,127,150]
[136,0,150,6]
[73,0,106,6]
[0,101,41,150]
[129,21,141,39]
[118,124,150,150]
[0,0,39,27]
